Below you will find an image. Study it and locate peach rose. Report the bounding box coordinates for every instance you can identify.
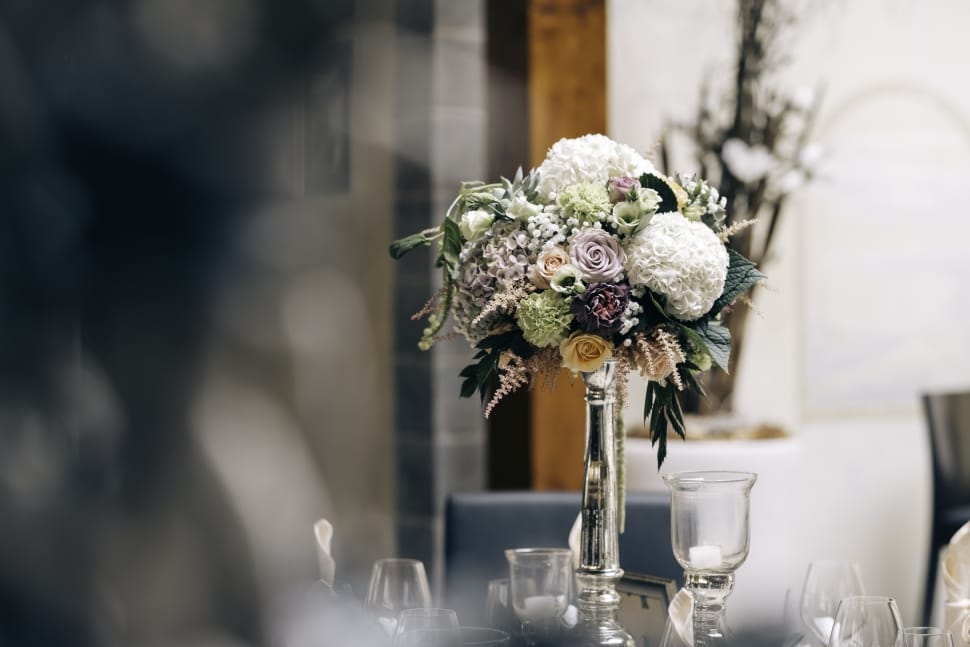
[560,331,614,373]
[529,247,570,289]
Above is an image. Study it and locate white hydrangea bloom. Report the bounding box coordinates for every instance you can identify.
[625,212,729,321]
[536,134,656,202]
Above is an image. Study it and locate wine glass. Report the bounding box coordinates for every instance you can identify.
[800,561,866,646]
[393,608,462,646]
[902,627,955,647]
[827,596,903,647]
[484,577,515,634]
[505,548,572,645]
[366,558,433,633]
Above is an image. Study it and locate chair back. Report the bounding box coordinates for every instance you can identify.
[924,391,970,509]
[443,490,678,626]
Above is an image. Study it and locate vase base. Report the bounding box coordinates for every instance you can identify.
[570,621,635,647]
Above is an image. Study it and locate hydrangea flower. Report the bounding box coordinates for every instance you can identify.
[536,134,656,202]
[625,212,729,321]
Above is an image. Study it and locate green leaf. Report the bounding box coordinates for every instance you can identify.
[668,392,687,440]
[643,381,655,427]
[639,173,679,213]
[439,218,463,269]
[693,321,731,373]
[460,375,478,398]
[389,231,436,259]
[679,365,707,398]
[709,248,765,315]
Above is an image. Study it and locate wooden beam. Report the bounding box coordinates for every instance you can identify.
[527,0,607,490]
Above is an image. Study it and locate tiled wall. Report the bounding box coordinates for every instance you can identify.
[392,0,487,591]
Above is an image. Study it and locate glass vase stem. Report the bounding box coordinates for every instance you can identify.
[576,360,634,647]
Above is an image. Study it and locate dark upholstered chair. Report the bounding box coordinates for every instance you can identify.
[443,490,678,626]
[923,391,970,623]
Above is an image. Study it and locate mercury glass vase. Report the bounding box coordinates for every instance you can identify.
[663,471,757,647]
[575,359,634,647]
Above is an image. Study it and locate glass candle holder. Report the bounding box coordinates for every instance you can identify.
[664,471,757,647]
[505,548,572,645]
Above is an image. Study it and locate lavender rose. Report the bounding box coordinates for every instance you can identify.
[607,176,638,203]
[568,229,626,282]
[571,282,630,336]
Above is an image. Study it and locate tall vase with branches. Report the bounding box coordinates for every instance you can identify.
[659,0,822,415]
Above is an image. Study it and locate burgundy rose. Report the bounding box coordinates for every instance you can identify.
[571,282,630,336]
[607,176,638,203]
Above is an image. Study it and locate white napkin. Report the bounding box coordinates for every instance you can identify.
[665,588,694,646]
[314,518,336,587]
[942,522,970,645]
[568,513,582,570]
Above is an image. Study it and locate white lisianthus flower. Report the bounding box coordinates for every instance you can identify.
[611,201,643,234]
[550,264,586,295]
[536,134,656,202]
[625,212,729,321]
[459,209,495,241]
[611,188,660,235]
[507,195,541,222]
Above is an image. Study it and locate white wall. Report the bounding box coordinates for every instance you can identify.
[610,0,970,625]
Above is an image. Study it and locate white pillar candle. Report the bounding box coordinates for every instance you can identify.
[521,594,566,621]
[688,544,723,569]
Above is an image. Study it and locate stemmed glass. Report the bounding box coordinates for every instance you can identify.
[800,561,866,646]
[365,558,433,634]
[505,548,572,645]
[664,471,757,647]
[484,577,515,635]
[901,627,955,647]
[827,596,903,647]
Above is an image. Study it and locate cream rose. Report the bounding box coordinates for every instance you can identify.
[530,247,570,289]
[560,331,614,373]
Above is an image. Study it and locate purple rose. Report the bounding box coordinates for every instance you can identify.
[568,229,626,282]
[572,282,630,336]
[607,176,638,203]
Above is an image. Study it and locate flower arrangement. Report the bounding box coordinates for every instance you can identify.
[390,134,763,465]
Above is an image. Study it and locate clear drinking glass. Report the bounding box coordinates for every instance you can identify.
[505,548,572,645]
[827,596,903,647]
[664,471,757,647]
[800,561,866,646]
[366,558,433,632]
[393,608,462,646]
[902,627,955,647]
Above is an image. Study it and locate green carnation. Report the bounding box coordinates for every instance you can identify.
[516,291,573,347]
[557,183,611,224]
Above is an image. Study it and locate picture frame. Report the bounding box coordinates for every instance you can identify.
[615,572,678,647]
